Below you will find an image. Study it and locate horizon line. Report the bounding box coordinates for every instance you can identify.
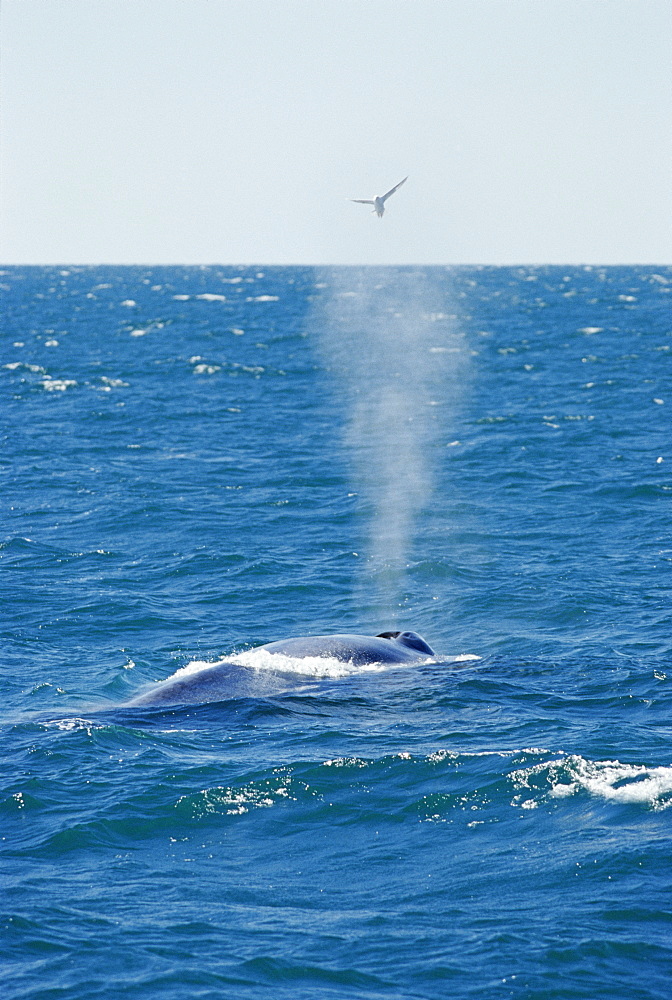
[2,260,671,269]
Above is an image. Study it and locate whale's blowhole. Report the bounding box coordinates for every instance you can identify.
[376,630,435,656]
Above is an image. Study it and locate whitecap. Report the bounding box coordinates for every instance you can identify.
[511,754,672,811]
[100,377,129,388]
[196,293,227,303]
[5,362,46,374]
[42,718,98,733]
[176,777,296,818]
[41,378,77,392]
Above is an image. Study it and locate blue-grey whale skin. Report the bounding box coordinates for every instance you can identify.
[259,631,434,665]
[126,659,306,707]
[126,631,435,708]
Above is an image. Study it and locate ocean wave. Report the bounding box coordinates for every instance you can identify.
[510,754,672,811]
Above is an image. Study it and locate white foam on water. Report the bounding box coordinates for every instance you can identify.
[192,363,221,375]
[168,650,386,683]
[510,754,672,811]
[41,378,77,392]
[100,377,129,388]
[5,362,47,373]
[161,646,477,689]
[42,718,98,733]
[177,777,297,818]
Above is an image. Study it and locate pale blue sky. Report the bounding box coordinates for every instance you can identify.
[1,0,670,264]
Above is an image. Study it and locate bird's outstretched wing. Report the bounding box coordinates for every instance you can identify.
[350,199,375,205]
[381,176,408,203]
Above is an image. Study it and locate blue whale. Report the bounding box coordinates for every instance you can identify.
[127,631,435,707]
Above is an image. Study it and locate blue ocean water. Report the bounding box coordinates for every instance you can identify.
[2,264,671,999]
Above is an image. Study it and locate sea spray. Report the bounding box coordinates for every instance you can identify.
[309,267,468,620]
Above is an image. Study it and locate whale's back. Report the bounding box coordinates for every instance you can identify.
[127,631,436,708]
[260,632,433,665]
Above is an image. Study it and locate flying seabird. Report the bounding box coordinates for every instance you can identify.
[350,175,408,218]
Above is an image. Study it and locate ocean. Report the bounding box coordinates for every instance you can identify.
[2,264,671,999]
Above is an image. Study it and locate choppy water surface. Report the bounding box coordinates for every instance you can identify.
[2,265,671,999]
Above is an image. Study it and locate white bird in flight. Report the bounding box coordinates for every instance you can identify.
[350,175,408,218]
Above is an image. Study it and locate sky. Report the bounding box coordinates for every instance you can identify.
[1,0,670,265]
